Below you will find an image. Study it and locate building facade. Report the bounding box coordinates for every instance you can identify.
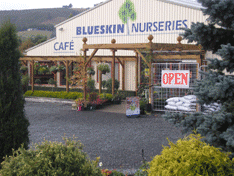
[25,0,208,91]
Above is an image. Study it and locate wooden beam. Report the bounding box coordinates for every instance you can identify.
[99,70,102,94]
[135,49,150,68]
[122,60,125,91]
[135,52,139,95]
[83,49,87,101]
[85,49,99,67]
[149,49,152,104]
[83,43,150,50]
[30,60,34,92]
[115,57,123,67]
[111,50,116,95]
[64,61,69,93]
[154,55,199,60]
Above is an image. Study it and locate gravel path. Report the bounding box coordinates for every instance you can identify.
[24,99,184,175]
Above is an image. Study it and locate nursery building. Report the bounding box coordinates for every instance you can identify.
[20,0,217,110]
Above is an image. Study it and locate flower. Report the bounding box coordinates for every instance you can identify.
[99,162,103,167]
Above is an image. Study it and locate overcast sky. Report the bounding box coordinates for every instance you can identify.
[0,0,105,10]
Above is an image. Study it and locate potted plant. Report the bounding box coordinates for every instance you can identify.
[35,79,41,85]
[20,66,28,74]
[87,66,95,76]
[75,98,85,111]
[112,91,122,104]
[34,62,41,75]
[88,92,99,110]
[140,98,147,115]
[87,78,95,92]
[50,65,58,75]
[57,65,65,72]
[97,63,110,74]
[38,65,49,75]
[105,78,120,93]
[48,78,57,91]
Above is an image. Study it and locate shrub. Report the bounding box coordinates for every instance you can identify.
[0,136,103,176]
[99,93,113,101]
[24,90,82,99]
[87,78,95,92]
[148,133,234,176]
[89,92,98,102]
[35,78,41,84]
[105,78,119,93]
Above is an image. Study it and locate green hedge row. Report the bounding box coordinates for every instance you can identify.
[26,86,136,99]
[24,90,83,100]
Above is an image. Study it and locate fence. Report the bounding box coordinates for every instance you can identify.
[151,62,199,112]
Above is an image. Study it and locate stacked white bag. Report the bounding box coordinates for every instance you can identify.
[202,103,221,113]
[165,95,197,112]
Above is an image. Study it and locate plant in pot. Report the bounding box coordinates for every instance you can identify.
[50,65,58,75]
[87,66,95,76]
[112,91,122,104]
[20,66,28,74]
[38,65,49,75]
[21,74,30,93]
[48,78,57,91]
[34,62,41,75]
[97,63,110,75]
[140,98,147,115]
[88,92,99,110]
[57,65,65,72]
[35,79,41,85]
[87,78,95,93]
[105,78,120,93]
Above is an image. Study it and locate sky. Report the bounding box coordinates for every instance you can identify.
[0,0,105,10]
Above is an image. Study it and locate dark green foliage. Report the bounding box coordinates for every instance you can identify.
[0,21,30,164]
[105,78,120,92]
[0,136,103,176]
[109,170,125,176]
[87,78,95,92]
[163,0,234,160]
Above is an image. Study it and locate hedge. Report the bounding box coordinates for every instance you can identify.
[24,90,83,100]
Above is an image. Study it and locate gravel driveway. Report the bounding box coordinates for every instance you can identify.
[25,100,184,174]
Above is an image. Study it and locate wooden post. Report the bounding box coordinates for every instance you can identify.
[65,60,69,93]
[122,60,125,91]
[111,39,116,96]
[148,35,154,104]
[31,60,34,92]
[83,37,88,101]
[135,52,139,95]
[99,69,102,94]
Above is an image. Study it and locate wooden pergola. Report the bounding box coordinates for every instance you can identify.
[20,35,204,104]
[81,35,204,103]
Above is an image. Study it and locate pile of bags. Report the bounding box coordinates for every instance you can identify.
[165,95,197,112]
[165,95,222,113]
[202,103,221,114]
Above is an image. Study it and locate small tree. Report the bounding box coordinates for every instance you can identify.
[0,20,30,165]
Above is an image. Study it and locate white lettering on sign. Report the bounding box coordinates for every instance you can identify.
[161,70,190,88]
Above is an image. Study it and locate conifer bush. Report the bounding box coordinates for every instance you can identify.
[162,0,234,159]
[0,21,29,165]
[0,136,103,176]
[148,133,234,176]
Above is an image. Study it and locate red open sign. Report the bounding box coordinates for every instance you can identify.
[161,70,190,88]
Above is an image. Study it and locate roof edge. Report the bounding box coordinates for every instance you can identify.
[158,0,205,10]
[55,0,113,28]
[25,37,57,53]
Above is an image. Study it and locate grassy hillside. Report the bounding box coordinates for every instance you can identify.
[18,30,53,41]
[0,8,87,32]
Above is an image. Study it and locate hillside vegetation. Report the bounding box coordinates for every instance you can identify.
[0,8,88,32]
